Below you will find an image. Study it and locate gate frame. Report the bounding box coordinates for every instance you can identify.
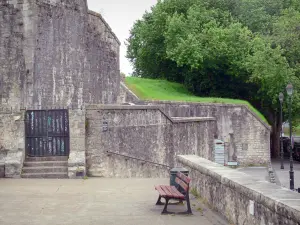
[25,109,70,157]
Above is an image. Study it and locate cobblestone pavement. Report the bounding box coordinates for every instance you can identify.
[0,178,228,225]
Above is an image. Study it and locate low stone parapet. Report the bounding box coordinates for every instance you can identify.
[178,155,300,225]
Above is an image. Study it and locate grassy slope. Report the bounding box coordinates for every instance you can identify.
[125,77,268,124]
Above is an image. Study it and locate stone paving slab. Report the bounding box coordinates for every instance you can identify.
[272,159,300,190]
[0,178,228,225]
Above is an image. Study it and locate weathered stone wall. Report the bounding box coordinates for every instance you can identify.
[84,11,120,105]
[178,155,300,225]
[30,0,88,109]
[172,118,215,164]
[0,0,121,110]
[0,110,25,178]
[86,105,216,178]
[68,109,86,178]
[118,82,141,104]
[0,1,26,111]
[147,101,271,166]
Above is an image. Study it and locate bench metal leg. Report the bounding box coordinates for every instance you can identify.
[186,196,192,214]
[160,197,192,215]
[155,196,164,205]
[181,193,192,215]
[161,198,173,214]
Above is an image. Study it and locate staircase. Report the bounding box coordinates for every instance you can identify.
[21,156,69,179]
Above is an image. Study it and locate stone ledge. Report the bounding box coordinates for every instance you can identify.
[86,104,216,125]
[146,100,271,130]
[178,155,300,224]
[172,117,216,123]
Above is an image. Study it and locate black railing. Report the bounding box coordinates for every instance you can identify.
[106,151,171,168]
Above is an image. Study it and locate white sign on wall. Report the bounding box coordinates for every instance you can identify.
[214,139,225,165]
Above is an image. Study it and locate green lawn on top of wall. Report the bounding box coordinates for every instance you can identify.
[125,77,268,124]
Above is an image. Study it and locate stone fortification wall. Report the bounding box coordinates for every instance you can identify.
[118,82,141,104]
[0,109,25,178]
[0,1,26,111]
[85,105,216,178]
[147,101,271,166]
[68,109,86,178]
[178,155,300,225]
[84,11,120,105]
[0,0,120,110]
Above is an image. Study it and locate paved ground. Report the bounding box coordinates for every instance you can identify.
[235,159,300,191]
[272,159,300,190]
[0,178,228,225]
[236,166,269,182]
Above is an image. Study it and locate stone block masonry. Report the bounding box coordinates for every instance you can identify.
[68,109,86,178]
[0,0,272,179]
[147,101,271,166]
[0,110,25,178]
[0,0,120,111]
[178,155,300,225]
[0,0,26,111]
[85,105,216,178]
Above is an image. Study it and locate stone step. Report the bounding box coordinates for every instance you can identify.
[24,161,68,167]
[22,166,68,173]
[21,173,68,179]
[25,156,68,162]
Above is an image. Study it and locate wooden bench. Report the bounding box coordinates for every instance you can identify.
[154,172,192,215]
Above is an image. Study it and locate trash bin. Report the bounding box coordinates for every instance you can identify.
[170,167,189,194]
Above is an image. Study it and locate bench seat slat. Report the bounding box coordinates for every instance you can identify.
[155,185,168,197]
[155,185,184,199]
[169,186,185,199]
[160,185,175,197]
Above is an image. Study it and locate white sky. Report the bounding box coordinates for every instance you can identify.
[87,0,157,75]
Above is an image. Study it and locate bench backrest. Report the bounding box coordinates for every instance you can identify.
[175,172,191,193]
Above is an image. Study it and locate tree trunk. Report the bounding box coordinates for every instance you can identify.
[271,123,281,159]
[270,112,281,159]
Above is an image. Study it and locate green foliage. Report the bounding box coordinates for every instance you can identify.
[125,77,268,123]
[126,0,300,129]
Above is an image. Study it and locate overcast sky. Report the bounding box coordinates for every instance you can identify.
[87,0,157,75]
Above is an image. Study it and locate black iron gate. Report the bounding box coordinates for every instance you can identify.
[25,110,70,157]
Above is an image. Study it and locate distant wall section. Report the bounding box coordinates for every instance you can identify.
[147,101,271,166]
[85,105,216,178]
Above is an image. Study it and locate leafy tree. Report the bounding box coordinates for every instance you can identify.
[126,0,300,157]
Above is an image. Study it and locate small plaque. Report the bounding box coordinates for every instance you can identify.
[227,161,238,166]
[102,121,108,132]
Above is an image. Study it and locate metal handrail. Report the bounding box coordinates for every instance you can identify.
[106,151,171,168]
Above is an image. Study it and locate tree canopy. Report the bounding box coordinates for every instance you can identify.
[126,0,300,156]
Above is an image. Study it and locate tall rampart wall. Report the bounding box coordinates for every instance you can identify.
[0,0,120,110]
